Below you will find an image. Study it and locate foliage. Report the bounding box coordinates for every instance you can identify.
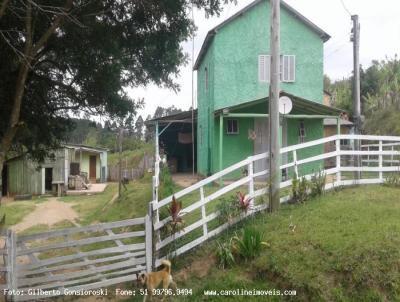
[216,239,236,269]
[310,171,326,198]
[175,186,400,302]
[0,0,236,171]
[232,226,268,261]
[383,172,400,187]
[237,191,253,213]
[166,196,185,234]
[159,163,175,199]
[216,198,240,224]
[327,56,400,135]
[291,175,309,203]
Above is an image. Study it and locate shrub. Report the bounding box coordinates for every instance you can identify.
[310,170,326,198]
[159,163,175,198]
[384,173,400,187]
[291,175,309,203]
[216,239,235,269]
[232,226,268,261]
[216,197,239,224]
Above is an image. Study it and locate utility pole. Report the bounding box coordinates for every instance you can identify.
[118,127,123,198]
[351,14,361,179]
[268,0,281,212]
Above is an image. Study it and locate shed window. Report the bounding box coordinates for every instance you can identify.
[299,120,306,143]
[227,119,239,134]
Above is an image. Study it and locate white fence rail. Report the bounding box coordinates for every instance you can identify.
[151,134,400,265]
[3,217,152,301]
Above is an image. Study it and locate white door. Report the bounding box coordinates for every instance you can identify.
[254,119,269,177]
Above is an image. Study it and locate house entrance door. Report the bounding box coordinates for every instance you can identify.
[89,155,96,181]
[254,118,269,178]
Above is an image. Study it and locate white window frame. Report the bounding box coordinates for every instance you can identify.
[226,119,239,135]
[258,55,271,83]
[259,54,295,83]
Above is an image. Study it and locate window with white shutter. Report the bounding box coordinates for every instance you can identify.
[258,55,271,83]
[282,55,295,82]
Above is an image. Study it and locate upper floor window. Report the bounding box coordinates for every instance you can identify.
[204,67,209,92]
[227,119,239,135]
[258,54,295,83]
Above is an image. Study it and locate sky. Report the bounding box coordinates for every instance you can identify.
[127,0,400,119]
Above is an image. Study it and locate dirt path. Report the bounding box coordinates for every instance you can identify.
[11,197,79,233]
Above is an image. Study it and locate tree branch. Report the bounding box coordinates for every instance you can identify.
[0,0,10,19]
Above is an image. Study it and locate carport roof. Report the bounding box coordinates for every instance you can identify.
[214,91,345,116]
[146,110,198,125]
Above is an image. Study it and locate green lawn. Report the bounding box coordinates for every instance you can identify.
[107,144,153,167]
[128,185,400,302]
[60,173,153,225]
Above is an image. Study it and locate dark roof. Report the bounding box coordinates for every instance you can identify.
[214,91,345,116]
[146,110,198,125]
[194,0,331,70]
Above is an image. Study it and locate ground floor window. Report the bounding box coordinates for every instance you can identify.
[299,120,306,143]
[227,119,239,134]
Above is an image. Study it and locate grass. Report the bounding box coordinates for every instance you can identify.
[127,185,400,302]
[107,144,153,167]
[60,173,153,225]
[0,196,48,227]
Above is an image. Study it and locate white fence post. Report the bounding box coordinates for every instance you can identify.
[248,159,254,210]
[6,229,17,302]
[292,150,299,179]
[200,187,208,238]
[379,140,383,181]
[336,137,341,184]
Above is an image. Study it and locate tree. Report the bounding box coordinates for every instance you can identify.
[135,116,144,141]
[0,0,236,181]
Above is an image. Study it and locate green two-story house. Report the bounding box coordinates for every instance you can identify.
[194,0,342,178]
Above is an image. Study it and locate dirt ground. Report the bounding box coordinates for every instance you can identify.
[11,197,79,233]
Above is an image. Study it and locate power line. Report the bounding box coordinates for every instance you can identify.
[340,0,352,16]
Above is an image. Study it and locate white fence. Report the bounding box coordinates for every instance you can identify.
[2,217,152,301]
[150,134,400,265]
[3,134,400,300]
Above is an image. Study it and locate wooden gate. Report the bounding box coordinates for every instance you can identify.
[2,217,152,301]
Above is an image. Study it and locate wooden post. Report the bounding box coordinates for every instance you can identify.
[379,140,383,181]
[248,160,254,210]
[118,128,123,198]
[6,229,17,302]
[351,14,361,180]
[145,213,153,273]
[200,187,208,237]
[148,202,156,271]
[268,0,281,212]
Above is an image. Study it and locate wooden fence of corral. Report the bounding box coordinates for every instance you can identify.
[1,217,152,301]
[108,154,154,182]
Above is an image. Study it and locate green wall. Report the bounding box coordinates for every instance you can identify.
[197,0,326,176]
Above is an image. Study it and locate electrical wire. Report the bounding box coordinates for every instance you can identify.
[340,0,352,16]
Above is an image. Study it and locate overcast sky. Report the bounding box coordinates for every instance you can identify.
[127,0,400,119]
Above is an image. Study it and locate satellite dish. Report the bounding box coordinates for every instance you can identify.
[279,96,293,115]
